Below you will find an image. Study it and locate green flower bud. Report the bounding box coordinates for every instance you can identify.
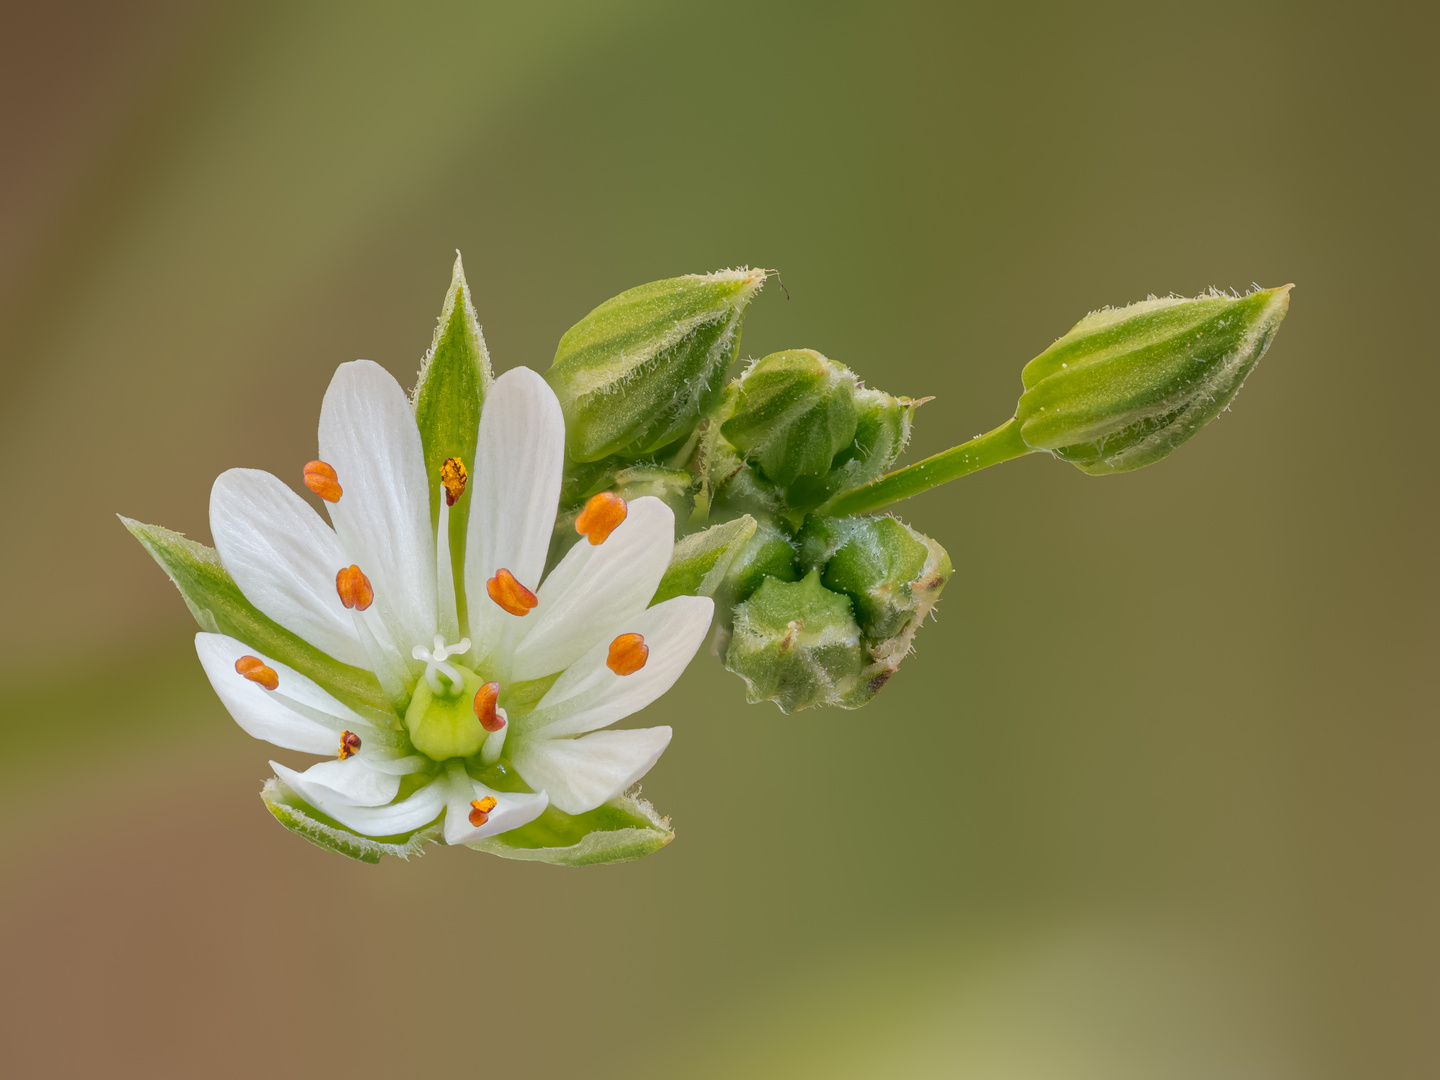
[798,515,952,707]
[725,570,865,713]
[1016,285,1292,474]
[721,350,859,487]
[547,268,767,462]
[721,516,800,603]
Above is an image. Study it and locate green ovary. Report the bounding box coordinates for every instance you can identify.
[404,664,488,761]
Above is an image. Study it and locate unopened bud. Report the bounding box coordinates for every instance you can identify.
[725,570,864,714]
[547,268,767,461]
[798,515,952,707]
[721,350,859,487]
[1016,286,1292,474]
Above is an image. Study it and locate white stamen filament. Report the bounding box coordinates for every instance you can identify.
[412,634,472,695]
[435,482,460,642]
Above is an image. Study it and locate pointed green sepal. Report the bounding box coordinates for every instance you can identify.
[725,569,865,713]
[652,514,758,604]
[469,790,674,866]
[412,253,493,617]
[262,777,440,864]
[121,516,393,717]
[547,268,766,461]
[1017,285,1292,474]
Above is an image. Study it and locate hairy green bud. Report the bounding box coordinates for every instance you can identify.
[1017,286,1292,474]
[547,268,767,462]
[725,570,865,713]
[799,515,952,706]
[721,350,859,487]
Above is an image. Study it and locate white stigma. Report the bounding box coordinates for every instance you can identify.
[412,634,471,696]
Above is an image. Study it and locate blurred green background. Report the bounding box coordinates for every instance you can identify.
[2,1,1435,1076]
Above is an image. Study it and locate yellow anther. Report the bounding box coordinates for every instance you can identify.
[440,457,468,507]
[303,460,343,503]
[575,491,627,545]
[234,655,278,690]
[336,564,374,611]
[469,796,498,827]
[606,633,648,676]
[487,568,537,616]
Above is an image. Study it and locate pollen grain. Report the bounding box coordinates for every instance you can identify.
[606,633,649,676]
[234,655,279,690]
[336,565,375,610]
[337,731,362,760]
[575,491,627,545]
[302,460,343,502]
[487,568,538,616]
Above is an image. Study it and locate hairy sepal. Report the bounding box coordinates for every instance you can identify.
[469,789,674,866]
[262,777,439,864]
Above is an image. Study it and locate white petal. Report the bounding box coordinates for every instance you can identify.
[441,776,549,845]
[210,469,369,668]
[273,761,446,836]
[464,367,564,658]
[195,633,360,754]
[507,496,675,682]
[520,595,713,739]
[509,727,672,816]
[318,360,437,658]
[269,758,400,807]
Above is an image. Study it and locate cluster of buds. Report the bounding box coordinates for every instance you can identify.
[546,271,1291,713]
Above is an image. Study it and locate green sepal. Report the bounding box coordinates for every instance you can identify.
[412,253,492,618]
[721,350,859,487]
[1016,286,1292,474]
[724,569,865,713]
[652,514,758,604]
[547,268,766,462]
[261,777,439,864]
[121,517,393,718]
[720,517,800,606]
[469,790,674,866]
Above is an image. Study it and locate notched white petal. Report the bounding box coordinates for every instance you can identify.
[272,760,446,837]
[318,360,438,657]
[275,758,401,807]
[509,726,672,816]
[441,772,548,846]
[464,367,564,653]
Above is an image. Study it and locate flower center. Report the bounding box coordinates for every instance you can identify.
[404,659,490,761]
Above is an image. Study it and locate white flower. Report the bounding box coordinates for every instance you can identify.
[196,360,712,850]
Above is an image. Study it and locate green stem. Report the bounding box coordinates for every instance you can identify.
[823,417,1032,516]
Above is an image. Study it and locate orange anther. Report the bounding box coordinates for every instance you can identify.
[234,655,279,690]
[487,568,537,616]
[575,491,628,545]
[303,460,343,502]
[473,681,506,732]
[469,796,498,827]
[440,457,468,507]
[336,565,374,611]
[337,731,362,761]
[606,633,649,676]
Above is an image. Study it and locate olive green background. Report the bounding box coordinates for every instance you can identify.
[1,1,1435,1076]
